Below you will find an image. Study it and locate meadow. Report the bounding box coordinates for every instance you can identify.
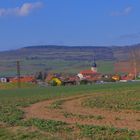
[0,60,114,76]
[0,82,140,140]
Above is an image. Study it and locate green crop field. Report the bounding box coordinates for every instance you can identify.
[0,82,140,140]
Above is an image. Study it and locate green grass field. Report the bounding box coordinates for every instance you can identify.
[82,89,140,111]
[0,82,37,89]
[0,82,140,140]
[0,60,114,76]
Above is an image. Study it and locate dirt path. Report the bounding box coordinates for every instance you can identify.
[23,94,140,130]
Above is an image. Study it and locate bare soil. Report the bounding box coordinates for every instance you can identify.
[23,94,140,130]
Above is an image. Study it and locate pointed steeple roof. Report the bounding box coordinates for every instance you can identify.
[92,56,97,67]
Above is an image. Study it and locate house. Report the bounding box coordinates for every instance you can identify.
[0,78,7,83]
[0,77,11,83]
[10,76,35,83]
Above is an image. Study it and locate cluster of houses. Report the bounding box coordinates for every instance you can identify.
[0,59,139,86]
[0,76,35,83]
[0,60,100,85]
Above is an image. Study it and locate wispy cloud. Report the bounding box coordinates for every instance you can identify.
[119,32,140,40]
[111,6,133,17]
[0,2,43,17]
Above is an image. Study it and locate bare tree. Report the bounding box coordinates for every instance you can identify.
[129,47,140,79]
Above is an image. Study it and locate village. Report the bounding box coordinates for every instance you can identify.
[1,1,140,139]
[0,59,140,87]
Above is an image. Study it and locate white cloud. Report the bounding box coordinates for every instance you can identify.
[0,2,43,17]
[111,6,133,17]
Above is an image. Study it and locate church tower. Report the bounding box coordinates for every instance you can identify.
[91,57,97,73]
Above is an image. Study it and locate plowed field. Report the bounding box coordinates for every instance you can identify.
[24,94,140,131]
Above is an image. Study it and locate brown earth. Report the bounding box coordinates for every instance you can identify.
[23,94,140,131]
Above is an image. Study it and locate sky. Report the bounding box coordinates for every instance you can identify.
[0,0,140,51]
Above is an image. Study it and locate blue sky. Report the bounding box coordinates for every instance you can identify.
[0,0,140,50]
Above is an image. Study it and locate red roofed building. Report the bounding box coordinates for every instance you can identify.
[80,69,97,76]
[10,76,35,83]
[78,60,102,81]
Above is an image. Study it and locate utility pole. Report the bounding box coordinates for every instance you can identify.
[17,61,21,88]
[131,49,137,80]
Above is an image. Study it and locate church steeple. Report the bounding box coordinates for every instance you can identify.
[91,56,97,72]
[93,57,97,67]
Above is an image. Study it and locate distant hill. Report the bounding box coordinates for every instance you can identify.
[0,45,114,61]
[0,44,140,76]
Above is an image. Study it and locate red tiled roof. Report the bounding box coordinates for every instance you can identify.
[80,70,97,75]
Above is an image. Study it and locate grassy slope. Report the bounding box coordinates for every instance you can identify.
[0,60,114,76]
[0,83,140,139]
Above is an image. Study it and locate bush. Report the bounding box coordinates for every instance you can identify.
[50,80,57,86]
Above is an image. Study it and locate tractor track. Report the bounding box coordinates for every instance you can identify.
[23,94,140,130]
